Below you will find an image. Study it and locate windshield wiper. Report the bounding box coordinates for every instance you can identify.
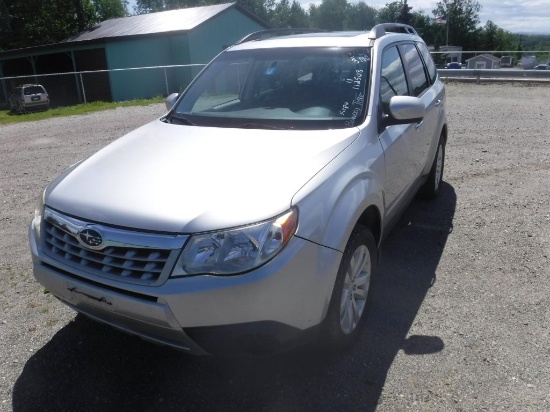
[237,122,289,130]
[168,114,196,126]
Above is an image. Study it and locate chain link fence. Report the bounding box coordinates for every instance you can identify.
[2,51,549,112]
[0,64,206,111]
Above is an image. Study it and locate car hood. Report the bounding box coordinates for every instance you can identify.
[47,120,359,233]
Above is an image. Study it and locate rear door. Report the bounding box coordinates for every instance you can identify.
[24,85,46,105]
[398,42,438,174]
[409,42,445,175]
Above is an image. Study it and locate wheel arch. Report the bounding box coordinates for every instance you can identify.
[440,123,448,145]
[315,179,385,253]
[355,205,382,247]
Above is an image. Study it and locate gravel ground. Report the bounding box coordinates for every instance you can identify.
[1,83,549,411]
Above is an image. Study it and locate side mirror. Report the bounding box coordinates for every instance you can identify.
[388,96,425,124]
[165,93,179,111]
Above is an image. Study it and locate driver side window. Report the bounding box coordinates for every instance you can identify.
[380,45,409,112]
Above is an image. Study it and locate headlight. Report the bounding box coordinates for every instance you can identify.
[172,209,298,276]
[33,190,46,242]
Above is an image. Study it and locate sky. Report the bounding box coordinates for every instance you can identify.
[382,0,550,34]
[126,1,550,34]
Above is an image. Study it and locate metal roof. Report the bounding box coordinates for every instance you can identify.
[466,53,500,62]
[62,3,236,43]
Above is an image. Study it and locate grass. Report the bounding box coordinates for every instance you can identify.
[0,96,165,126]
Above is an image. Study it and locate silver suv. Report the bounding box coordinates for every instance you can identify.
[10,84,50,113]
[29,24,447,355]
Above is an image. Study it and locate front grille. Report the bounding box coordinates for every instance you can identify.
[42,213,185,285]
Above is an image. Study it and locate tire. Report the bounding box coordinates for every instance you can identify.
[322,225,378,350]
[10,102,19,114]
[420,135,445,199]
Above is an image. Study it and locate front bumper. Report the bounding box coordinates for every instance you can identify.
[30,224,342,355]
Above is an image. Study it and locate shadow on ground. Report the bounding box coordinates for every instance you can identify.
[13,183,456,412]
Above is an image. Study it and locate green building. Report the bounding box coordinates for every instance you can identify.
[0,3,269,107]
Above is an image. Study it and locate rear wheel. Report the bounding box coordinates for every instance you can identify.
[322,225,378,350]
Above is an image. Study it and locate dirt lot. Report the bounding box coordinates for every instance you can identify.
[1,83,549,411]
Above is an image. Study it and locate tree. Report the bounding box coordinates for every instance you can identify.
[433,0,481,50]
[410,10,437,45]
[94,0,128,21]
[134,0,205,14]
[398,0,412,25]
[235,0,275,23]
[134,0,275,22]
[345,2,376,31]
[481,22,517,54]
[1,0,92,50]
[309,0,348,31]
[376,1,403,24]
[0,0,127,51]
[287,0,308,27]
[480,20,499,51]
[270,0,308,28]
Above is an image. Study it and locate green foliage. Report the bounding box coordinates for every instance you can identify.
[134,0,275,22]
[0,0,127,51]
[398,0,413,25]
[411,11,437,43]
[346,2,376,30]
[376,1,402,24]
[0,97,164,126]
[1,0,92,50]
[516,34,550,51]
[478,21,518,55]
[93,0,129,21]
[309,0,348,31]
[270,0,308,29]
[432,0,481,50]
[2,0,547,58]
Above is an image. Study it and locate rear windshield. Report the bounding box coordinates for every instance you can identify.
[23,86,45,95]
[171,47,371,130]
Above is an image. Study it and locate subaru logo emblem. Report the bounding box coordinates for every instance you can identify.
[78,227,104,249]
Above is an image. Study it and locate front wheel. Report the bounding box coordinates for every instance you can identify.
[420,135,445,198]
[322,225,378,350]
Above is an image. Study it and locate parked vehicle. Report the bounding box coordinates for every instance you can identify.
[29,24,447,355]
[521,56,536,70]
[500,56,514,68]
[9,84,50,113]
[446,62,461,69]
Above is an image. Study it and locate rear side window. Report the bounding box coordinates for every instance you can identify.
[380,45,409,110]
[416,42,437,84]
[24,86,45,95]
[400,43,429,97]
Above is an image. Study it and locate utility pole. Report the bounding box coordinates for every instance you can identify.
[399,0,413,25]
[446,15,449,46]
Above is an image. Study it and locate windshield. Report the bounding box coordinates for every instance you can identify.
[171,47,371,130]
[23,86,46,95]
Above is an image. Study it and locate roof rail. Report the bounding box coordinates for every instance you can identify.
[368,23,418,40]
[235,28,325,45]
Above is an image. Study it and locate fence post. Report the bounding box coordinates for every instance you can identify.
[473,70,481,84]
[79,72,87,104]
[164,68,169,96]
